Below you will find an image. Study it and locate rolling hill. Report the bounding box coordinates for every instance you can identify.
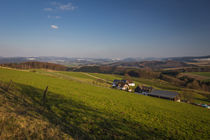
[107,60,195,70]
[0,67,210,139]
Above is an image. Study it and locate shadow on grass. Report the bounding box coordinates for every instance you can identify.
[15,82,170,140]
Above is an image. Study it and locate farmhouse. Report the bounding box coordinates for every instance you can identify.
[148,90,180,102]
[117,82,129,90]
[134,85,153,93]
[121,80,135,87]
[112,79,134,92]
[112,79,135,86]
[112,79,120,87]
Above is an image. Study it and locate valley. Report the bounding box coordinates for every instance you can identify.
[0,67,209,139]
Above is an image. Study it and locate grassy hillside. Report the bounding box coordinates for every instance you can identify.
[87,72,210,104]
[86,73,177,90]
[189,72,210,78]
[0,81,71,139]
[0,68,210,139]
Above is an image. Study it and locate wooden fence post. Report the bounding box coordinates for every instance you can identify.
[42,86,48,106]
[6,80,13,92]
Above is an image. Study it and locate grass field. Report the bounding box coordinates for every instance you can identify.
[184,72,210,80]
[189,72,210,78]
[183,72,210,85]
[0,68,210,139]
[87,73,179,90]
[86,72,210,104]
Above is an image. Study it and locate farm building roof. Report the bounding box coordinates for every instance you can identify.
[148,90,179,99]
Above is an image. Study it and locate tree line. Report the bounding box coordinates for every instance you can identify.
[0,61,68,71]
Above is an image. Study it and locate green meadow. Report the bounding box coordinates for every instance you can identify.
[190,72,210,78]
[88,72,210,104]
[0,68,210,139]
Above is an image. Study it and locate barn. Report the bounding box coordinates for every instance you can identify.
[148,90,180,102]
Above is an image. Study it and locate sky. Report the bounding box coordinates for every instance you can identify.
[0,0,210,58]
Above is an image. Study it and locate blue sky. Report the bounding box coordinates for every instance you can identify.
[0,0,210,58]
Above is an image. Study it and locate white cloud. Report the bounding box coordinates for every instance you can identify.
[44,2,77,12]
[58,3,77,11]
[51,25,59,29]
[43,8,53,11]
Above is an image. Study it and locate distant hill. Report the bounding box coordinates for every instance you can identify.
[162,55,210,62]
[0,57,117,66]
[0,57,28,64]
[0,61,68,71]
[0,55,209,66]
[106,60,195,70]
[2,60,210,92]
